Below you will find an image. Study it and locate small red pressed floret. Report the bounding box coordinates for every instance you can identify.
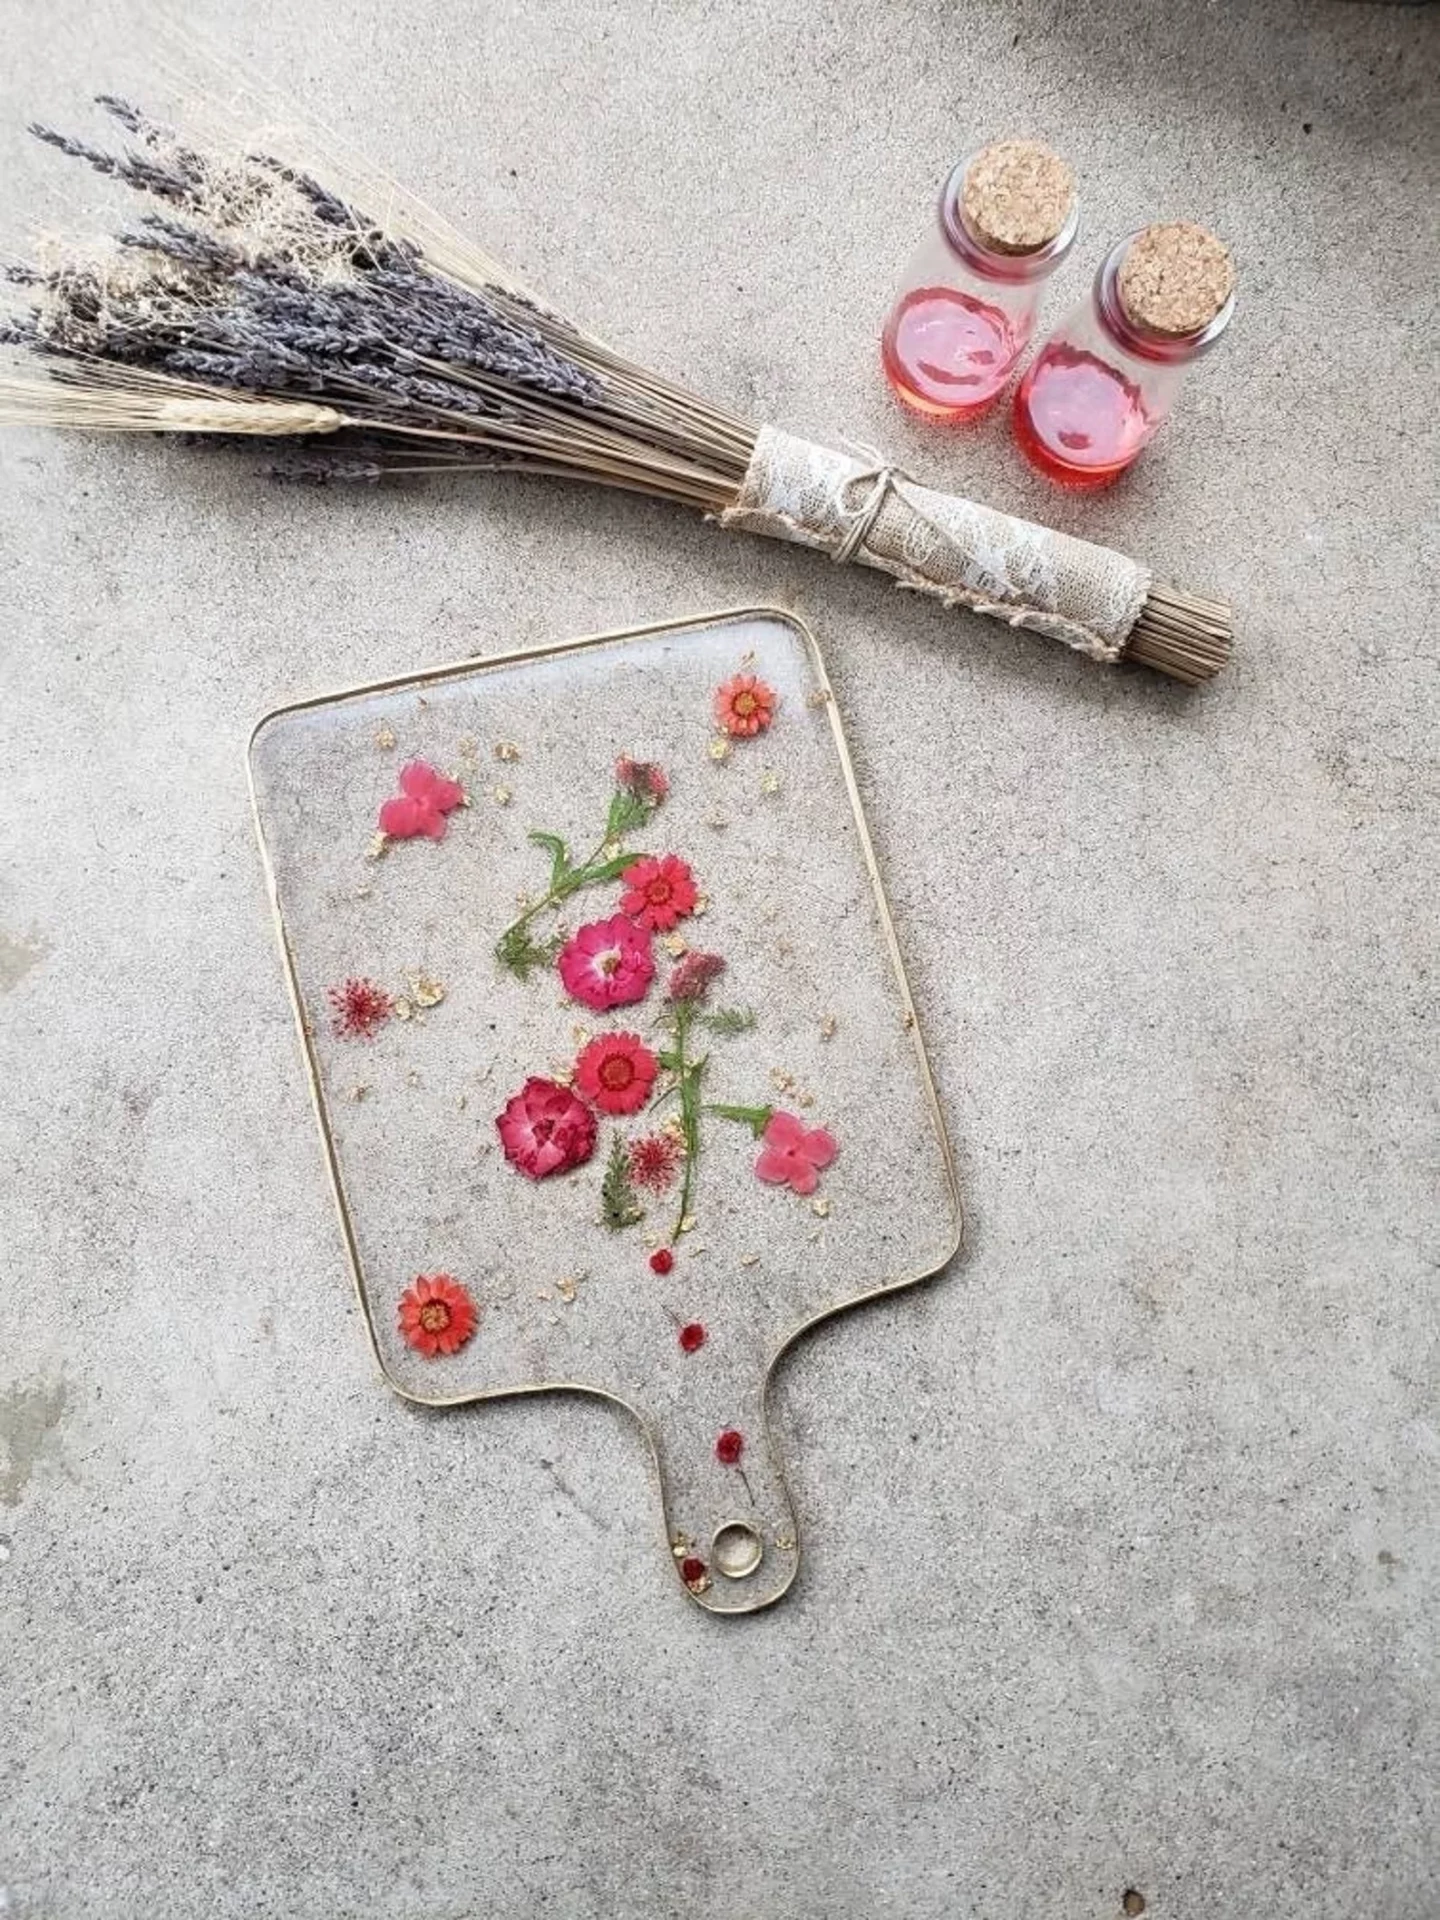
[715,1428,745,1466]
[615,756,670,806]
[680,1555,708,1588]
[328,977,393,1041]
[629,1132,683,1194]
[649,1247,674,1276]
[397,1273,479,1357]
[678,1322,706,1353]
[378,761,466,840]
[667,950,726,1005]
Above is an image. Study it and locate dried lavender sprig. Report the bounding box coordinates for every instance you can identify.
[118,214,245,273]
[28,123,200,206]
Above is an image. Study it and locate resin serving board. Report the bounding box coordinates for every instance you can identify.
[249,609,959,1613]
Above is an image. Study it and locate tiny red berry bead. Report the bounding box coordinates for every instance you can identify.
[678,1322,706,1353]
[649,1247,674,1275]
[680,1555,707,1587]
[715,1428,744,1466]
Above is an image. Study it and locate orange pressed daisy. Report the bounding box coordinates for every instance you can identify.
[397,1273,479,1357]
[714,672,777,738]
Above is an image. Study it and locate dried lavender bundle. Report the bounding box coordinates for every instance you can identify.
[0,95,1229,680]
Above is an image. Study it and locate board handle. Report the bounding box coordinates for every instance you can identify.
[651,1375,799,1615]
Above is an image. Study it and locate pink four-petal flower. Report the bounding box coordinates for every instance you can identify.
[378,761,466,840]
[755,1110,838,1196]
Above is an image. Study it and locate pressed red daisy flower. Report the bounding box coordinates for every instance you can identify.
[378,761,466,840]
[557,914,655,1012]
[631,1133,683,1195]
[680,1555,708,1589]
[398,1273,479,1357]
[714,672,777,738]
[328,977,394,1040]
[619,853,699,934]
[715,1428,745,1466]
[678,1322,706,1353]
[573,1031,659,1117]
[649,1247,674,1276]
[615,756,669,806]
[756,1110,838,1197]
[667,950,726,1005]
[496,1076,598,1179]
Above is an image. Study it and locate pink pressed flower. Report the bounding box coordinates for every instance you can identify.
[573,1031,658,1117]
[714,673,777,738]
[755,1110,838,1197]
[715,1428,745,1466]
[667,950,726,1005]
[557,914,655,1011]
[620,854,699,933]
[378,761,466,840]
[496,1076,598,1179]
[615,756,669,805]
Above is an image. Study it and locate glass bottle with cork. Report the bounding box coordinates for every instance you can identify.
[881,139,1078,423]
[1013,222,1236,487]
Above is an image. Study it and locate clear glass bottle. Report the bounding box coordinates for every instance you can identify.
[881,141,1078,423]
[1013,223,1236,488]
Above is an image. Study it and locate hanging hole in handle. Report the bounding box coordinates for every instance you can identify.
[712,1521,765,1580]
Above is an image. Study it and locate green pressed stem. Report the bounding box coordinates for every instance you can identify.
[671,1005,705,1244]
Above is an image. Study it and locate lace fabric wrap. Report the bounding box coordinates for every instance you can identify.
[718,425,1152,663]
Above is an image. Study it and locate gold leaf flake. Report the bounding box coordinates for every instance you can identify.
[770,1068,795,1093]
[345,1085,370,1103]
[902,1011,915,1031]
[491,784,512,806]
[406,1068,420,1087]
[740,1253,760,1268]
[353,884,373,902]
[692,895,709,916]
[535,1289,552,1302]
[366,832,390,861]
[392,997,414,1021]
[457,1094,468,1111]
[804,687,831,709]
[708,737,732,763]
[663,932,688,957]
[760,769,782,797]
[555,1274,579,1304]
[671,1534,691,1558]
[456,736,479,765]
[679,1215,697,1235]
[820,1014,838,1040]
[686,1570,712,1594]
[797,1092,814,1110]
[494,740,522,762]
[407,973,446,1009]
[602,839,621,860]
[706,812,730,830]
[374,722,396,750]
[774,1532,796,1552]
[811,1196,831,1218]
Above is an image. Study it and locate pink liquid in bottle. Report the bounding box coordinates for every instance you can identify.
[881,285,1019,421]
[1012,343,1153,488]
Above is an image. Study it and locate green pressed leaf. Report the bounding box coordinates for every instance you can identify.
[601,1135,644,1230]
[705,1101,774,1138]
[700,1006,756,1036]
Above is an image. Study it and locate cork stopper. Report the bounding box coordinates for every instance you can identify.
[961,140,1076,255]
[1117,223,1236,337]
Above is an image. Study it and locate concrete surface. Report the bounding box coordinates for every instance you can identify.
[1,1,1436,1915]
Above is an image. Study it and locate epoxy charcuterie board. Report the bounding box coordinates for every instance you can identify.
[249,609,959,1613]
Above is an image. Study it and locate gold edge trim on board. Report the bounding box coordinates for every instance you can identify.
[245,605,963,1615]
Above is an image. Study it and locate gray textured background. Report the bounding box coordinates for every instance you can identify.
[1,2,1436,1915]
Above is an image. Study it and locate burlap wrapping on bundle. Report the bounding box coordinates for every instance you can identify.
[720,425,1151,663]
